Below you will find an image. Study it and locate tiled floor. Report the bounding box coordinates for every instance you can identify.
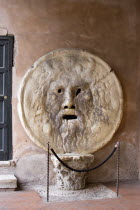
[0,181,140,210]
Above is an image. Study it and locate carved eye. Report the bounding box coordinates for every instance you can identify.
[76,88,81,96]
[58,89,62,93]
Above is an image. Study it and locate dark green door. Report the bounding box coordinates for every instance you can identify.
[0,36,13,160]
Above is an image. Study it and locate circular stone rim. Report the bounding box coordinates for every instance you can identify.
[18,48,123,154]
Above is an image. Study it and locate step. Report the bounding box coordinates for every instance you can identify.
[0,160,15,167]
[0,161,16,175]
[0,175,17,191]
[0,161,11,167]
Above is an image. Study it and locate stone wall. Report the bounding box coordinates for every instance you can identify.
[0,0,139,186]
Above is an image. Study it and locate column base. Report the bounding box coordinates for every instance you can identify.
[51,153,94,190]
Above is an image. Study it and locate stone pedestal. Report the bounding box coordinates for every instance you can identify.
[51,154,94,190]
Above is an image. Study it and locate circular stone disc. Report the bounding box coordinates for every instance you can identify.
[18,49,123,154]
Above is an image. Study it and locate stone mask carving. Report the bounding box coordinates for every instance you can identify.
[18,49,123,154]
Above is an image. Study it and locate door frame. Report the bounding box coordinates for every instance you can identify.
[0,35,14,160]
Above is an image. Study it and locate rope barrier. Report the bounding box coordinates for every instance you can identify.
[50,142,119,173]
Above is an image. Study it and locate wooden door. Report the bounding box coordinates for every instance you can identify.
[0,36,13,160]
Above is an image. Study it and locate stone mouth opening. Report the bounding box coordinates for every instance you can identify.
[63,115,77,120]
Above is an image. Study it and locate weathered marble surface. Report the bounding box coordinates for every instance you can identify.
[51,153,94,190]
[18,49,123,154]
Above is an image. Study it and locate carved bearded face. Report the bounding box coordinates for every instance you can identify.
[18,49,123,154]
[45,74,94,152]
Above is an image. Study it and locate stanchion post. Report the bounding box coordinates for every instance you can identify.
[47,142,50,202]
[116,142,120,197]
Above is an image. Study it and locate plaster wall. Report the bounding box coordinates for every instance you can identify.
[0,0,139,186]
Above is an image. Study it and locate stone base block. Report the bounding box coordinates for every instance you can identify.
[0,175,17,191]
[28,184,117,202]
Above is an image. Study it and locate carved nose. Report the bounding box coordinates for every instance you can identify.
[64,105,75,109]
[62,88,76,109]
[62,96,75,109]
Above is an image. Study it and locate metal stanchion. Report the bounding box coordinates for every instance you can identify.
[47,142,50,202]
[116,142,120,197]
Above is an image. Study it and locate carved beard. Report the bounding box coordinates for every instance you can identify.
[59,119,84,153]
[50,111,85,153]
